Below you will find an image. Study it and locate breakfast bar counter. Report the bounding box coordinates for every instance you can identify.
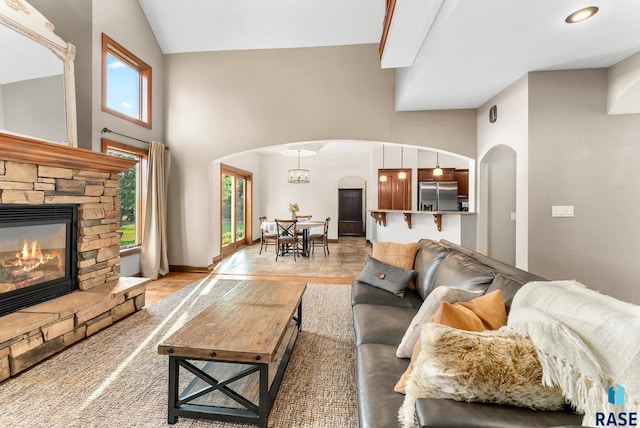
[369,209,476,246]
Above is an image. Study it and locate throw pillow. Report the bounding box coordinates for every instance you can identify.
[355,255,415,297]
[372,241,419,270]
[372,242,419,289]
[395,286,482,358]
[394,290,507,393]
[428,289,507,332]
[397,323,566,428]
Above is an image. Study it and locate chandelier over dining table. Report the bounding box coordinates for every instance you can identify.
[288,149,310,184]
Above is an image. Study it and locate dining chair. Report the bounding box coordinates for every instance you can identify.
[274,219,299,261]
[294,214,312,241]
[309,217,330,256]
[258,216,277,254]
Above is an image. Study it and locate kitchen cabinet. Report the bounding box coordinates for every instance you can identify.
[378,169,411,210]
[417,168,456,182]
[454,169,469,197]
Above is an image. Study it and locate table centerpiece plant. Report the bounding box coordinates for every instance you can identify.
[289,202,299,219]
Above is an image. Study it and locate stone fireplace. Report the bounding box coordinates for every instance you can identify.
[0,135,150,382]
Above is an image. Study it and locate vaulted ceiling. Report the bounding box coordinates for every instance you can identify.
[138,0,640,111]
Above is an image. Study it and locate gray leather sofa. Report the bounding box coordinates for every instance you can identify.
[352,239,583,428]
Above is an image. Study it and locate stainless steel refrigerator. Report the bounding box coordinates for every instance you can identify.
[418,181,459,211]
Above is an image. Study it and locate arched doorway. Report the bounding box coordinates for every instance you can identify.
[480,145,517,265]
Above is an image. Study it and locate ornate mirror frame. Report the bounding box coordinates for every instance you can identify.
[0,0,77,147]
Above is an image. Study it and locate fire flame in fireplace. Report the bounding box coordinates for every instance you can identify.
[14,240,55,273]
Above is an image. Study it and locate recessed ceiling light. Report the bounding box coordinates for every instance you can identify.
[565,7,598,23]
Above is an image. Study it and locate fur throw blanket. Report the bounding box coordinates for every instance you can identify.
[507,280,640,426]
[398,323,565,427]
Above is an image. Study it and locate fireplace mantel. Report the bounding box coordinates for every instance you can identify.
[0,133,136,173]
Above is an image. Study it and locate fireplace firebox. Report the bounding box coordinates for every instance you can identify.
[0,204,78,317]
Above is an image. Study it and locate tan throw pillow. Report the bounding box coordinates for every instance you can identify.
[372,242,419,269]
[372,242,419,289]
[398,323,566,427]
[395,286,482,358]
[428,289,507,332]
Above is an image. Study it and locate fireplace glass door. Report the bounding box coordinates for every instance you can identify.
[0,204,77,317]
[0,223,67,292]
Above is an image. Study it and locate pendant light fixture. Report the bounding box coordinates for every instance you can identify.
[397,146,407,179]
[433,152,443,177]
[288,149,310,184]
[379,144,388,182]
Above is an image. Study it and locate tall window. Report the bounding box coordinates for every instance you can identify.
[221,165,252,256]
[102,33,152,128]
[102,140,148,252]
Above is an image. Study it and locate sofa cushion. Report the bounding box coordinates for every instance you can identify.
[428,289,506,332]
[355,255,414,297]
[440,239,545,284]
[353,303,418,347]
[486,273,528,314]
[356,343,409,428]
[398,324,566,427]
[432,253,495,294]
[413,239,450,300]
[351,279,423,308]
[396,286,482,358]
[414,398,581,428]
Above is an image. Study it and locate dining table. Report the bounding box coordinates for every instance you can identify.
[261,220,324,257]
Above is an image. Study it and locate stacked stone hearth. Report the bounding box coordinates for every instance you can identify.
[0,152,149,382]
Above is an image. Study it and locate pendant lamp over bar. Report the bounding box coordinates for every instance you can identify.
[398,146,407,179]
[433,151,443,177]
[379,144,388,182]
[288,149,310,184]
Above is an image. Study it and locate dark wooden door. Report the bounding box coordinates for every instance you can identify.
[338,189,364,236]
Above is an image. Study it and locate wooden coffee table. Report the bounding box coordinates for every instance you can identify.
[157,280,306,427]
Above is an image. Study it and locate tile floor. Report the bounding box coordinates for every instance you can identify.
[212,236,371,280]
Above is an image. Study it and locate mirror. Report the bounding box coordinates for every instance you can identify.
[0,0,77,147]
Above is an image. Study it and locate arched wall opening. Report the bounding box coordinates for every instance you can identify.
[478,145,517,265]
[208,139,475,264]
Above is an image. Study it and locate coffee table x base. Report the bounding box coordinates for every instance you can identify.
[158,281,306,428]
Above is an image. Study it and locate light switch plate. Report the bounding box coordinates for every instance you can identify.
[510,212,516,221]
[552,205,574,217]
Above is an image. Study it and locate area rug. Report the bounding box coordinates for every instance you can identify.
[0,276,356,428]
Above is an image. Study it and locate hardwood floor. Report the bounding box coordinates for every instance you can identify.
[144,272,209,307]
[145,237,370,307]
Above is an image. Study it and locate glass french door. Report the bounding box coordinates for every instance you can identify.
[221,166,252,255]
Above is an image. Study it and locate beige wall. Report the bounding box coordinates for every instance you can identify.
[528,69,640,304]
[165,44,477,267]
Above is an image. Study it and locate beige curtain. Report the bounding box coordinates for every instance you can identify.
[140,141,169,279]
